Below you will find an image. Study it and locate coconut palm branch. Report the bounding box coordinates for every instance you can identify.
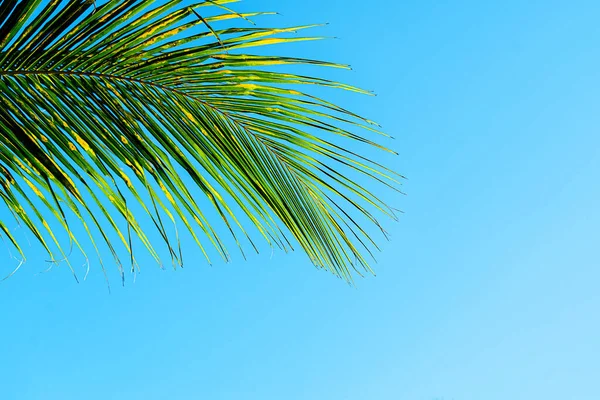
[0,0,400,283]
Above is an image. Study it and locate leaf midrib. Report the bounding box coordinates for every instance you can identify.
[0,67,254,134]
[0,69,200,105]
[1,68,296,174]
[0,67,286,169]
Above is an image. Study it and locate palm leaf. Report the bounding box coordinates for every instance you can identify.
[0,0,401,283]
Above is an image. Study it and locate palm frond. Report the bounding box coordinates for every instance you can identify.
[0,0,401,283]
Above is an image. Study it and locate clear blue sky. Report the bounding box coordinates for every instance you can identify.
[1,1,599,399]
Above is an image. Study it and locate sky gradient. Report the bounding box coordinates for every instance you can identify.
[1,1,599,399]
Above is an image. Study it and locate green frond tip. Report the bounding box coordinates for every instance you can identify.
[0,0,401,284]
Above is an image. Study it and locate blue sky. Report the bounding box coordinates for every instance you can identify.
[1,1,599,399]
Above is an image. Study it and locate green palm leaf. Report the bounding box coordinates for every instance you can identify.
[0,0,401,283]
